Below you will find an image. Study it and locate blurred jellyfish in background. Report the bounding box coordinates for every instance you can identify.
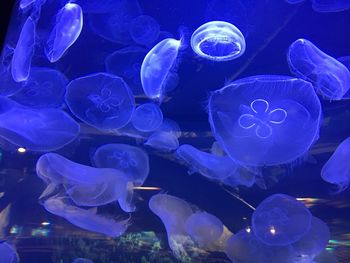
[141,38,182,101]
[93,143,150,186]
[0,65,24,96]
[10,67,67,108]
[131,102,163,132]
[0,96,79,151]
[285,0,306,4]
[208,75,322,166]
[20,0,35,10]
[0,242,19,263]
[252,194,312,246]
[105,46,147,96]
[191,21,246,61]
[311,0,350,12]
[129,15,160,47]
[72,258,93,263]
[43,196,129,237]
[65,73,135,130]
[11,16,36,82]
[145,131,179,152]
[321,137,350,192]
[45,2,83,63]
[287,39,350,100]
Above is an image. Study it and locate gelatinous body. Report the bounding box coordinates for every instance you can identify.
[129,15,160,46]
[0,97,79,151]
[311,0,350,12]
[321,137,350,191]
[10,67,67,108]
[45,3,83,63]
[0,66,23,96]
[0,242,19,263]
[72,258,93,263]
[208,75,322,166]
[145,131,179,152]
[44,196,129,237]
[287,39,350,100]
[20,0,35,9]
[191,21,246,61]
[141,38,181,100]
[131,103,163,132]
[11,16,36,82]
[36,153,135,212]
[252,194,312,246]
[93,143,149,186]
[65,73,135,130]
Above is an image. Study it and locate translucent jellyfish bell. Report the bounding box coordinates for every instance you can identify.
[208,75,322,166]
[252,194,312,246]
[0,242,19,263]
[131,102,163,132]
[141,38,182,101]
[191,21,246,62]
[129,15,160,46]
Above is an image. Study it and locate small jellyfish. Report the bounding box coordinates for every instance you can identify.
[131,102,163,132]
[45,3,83,63]
[0,97,79,151]
[311,0,350,12]
[10,67,68,108]
[287,39,350,100]
[129,15,160,46]
[208,75,322,166]
[252,194,312,246]
[191,21,246,62]
[72,258,93,263]
[141,38,182,101]
[11,16,36,82]
[145,131,179,152]
[321,137,350,192]
[65,73,135,130]
[44,196,129,237]
[93,143,149,186]
[0,242,19,263]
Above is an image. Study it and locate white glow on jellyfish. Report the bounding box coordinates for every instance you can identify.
[270,226,276,235]
[191,21,246,61]
[17,147,26,153]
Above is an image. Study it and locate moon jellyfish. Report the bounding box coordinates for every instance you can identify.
[36,153,135,212]
[72,259,93,263]
[105,46,147,96]
[311,0,350,12]
[10,67,67,108]
[0,97,79,151]
[287,39,350,100]
[43,196,129,237]
[45,3,83,63]
[208,75,322,166]
[252,194,312,246]
[141,38,182,101]
[0,65,24,96]
[11,16,36,82]
[176,144,256,187]
[191,21,246,61]
[129,15,160,46]
[93,143,149,186]
[145,131,179,152]
[65,73,135,130]
[131,103,163,132]
[0,242,19,263]
[321,137,350,192]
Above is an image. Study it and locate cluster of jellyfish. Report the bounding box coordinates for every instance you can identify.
[0,0,349,262]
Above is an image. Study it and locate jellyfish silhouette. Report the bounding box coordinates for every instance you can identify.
[129,15,160,46]
[65,72,135,130]
[191,21,246,61]
[141,38,182,101]
[252,194,312,246]
[45,3,83,63]
[287,39,350,100]
[321,137,350,192]
[311,0,350,12]
[131,102,163,132]
[0,242,19,263]
[208,75,322,166]
[93,143,149,186]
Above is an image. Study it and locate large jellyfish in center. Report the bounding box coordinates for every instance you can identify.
[208,75,322,166]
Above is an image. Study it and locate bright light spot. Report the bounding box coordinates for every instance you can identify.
[245,226,251,233]
[10,226,19,234]
[133,186,161,191]
[41,221,50,226]
[17,147,26,153]
[270,226,276,235]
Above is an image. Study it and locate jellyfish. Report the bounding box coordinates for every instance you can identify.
[105,46,147,96]
[145,131,179,152]
[129,15,160,46]
[208,75,322,166]
[0,96,79,151]
[11,16,36,82]
[0,65,23,96]
[338,55,350,69]
[36,153,135,212]
[176,144,256,187]
[311,0,350,12]
[45,3,83,63]
[10,67,67,108]
[65,72,135,130]
[140,38,182,101]
[72,259,93,263]
[287,39,350,100]
[0,242,19,263]
[321,137,350,192]
[43,196,129,237]
[191,21,246,62]
[252,194,312,246]
[92,143,149,186]
[131,103,163,132]
[20,0,35,9]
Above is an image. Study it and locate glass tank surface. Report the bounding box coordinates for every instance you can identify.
[0,0,350,262]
